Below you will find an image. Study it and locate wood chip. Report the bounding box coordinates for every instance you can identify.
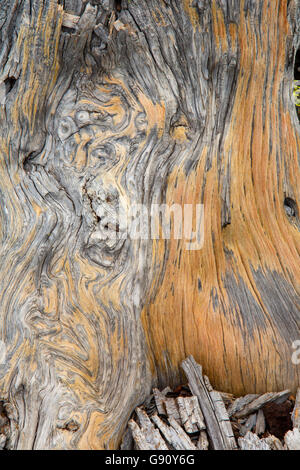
[238,431,271,450]
[151,413,197,450]
[62,12,80,29]
[153,387,171,415]
[227,394,259,417]
[263,435,284,450]
[128,419,152,450]
[255,409,266,435]
[284,428,300,450]
[168,416,198,449]
[0,434,6,450]
[233,390,290,419]
[292,388,300,430]
[134,407,169,450]
[176,396,206,433]
[240,413,257,437]
[218,391,235,407]
[181,356,237,450]
[163,398,181,424]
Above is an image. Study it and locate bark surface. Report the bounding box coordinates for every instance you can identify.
[0,0,299,449]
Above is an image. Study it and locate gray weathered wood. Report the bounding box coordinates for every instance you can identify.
[120,427,134,450]
[197,430,209,450]
[128,420,152,450]
[240,413,257,437]
[233,391,291,419]
[255,409,266,436]
[263,435,284,450]
[238,432,271,451]
[135,407,169,450]
[0,434,6,450]
[163,398,182,425]
[153,387,172,416]
[0,0,300,450]
[176,396,206,433]
[227,395,259,418]
[128,410,169,451]
[151,414,196,451]
[182,356,237,450]
[284,428,300,450]
[292,388,300,430]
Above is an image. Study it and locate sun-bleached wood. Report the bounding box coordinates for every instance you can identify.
[0,0,300,449]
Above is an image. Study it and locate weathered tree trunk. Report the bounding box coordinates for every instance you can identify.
[0,0,299,450]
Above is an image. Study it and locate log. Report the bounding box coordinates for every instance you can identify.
[0,0,300,449]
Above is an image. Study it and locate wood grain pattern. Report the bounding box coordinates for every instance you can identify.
[0,0,299,449]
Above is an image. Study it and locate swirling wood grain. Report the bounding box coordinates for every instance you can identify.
[0,0,299,449]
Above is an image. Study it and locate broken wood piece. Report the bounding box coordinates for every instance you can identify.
[263,435,284,450]
[0,434,6,450]
[62,12,80,29]
[233,390,291,419]
[292,388,300,430]
[255,409,266,435]
[151,414,196,450]
[113,19,127,32]
[153,387,171,415]
[134,407,169,450]
[128,420,153,450]
[227,394,259,417]
[163,398,181,424]
[218,392,235,407]
[176,396,206,433]
[284,428,300,450]
[240,413,257,437]
[181,356,237,450]
[238,431,271,450]
[168,416,198,449]
[197,430,209,450]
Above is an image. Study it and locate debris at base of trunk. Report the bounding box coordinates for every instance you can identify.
[120,356,299,451]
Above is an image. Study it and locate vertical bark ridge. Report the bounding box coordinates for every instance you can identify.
[142,0,300,395]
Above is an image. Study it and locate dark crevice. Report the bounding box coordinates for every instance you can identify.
[294,48,300,80]
[284,197,298,218]
[23,152,36,173]
[115,0,122,12]
[294,47,300,120]
[4,76,17,95]
[61,25,77,34]
[0,401,10,449]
